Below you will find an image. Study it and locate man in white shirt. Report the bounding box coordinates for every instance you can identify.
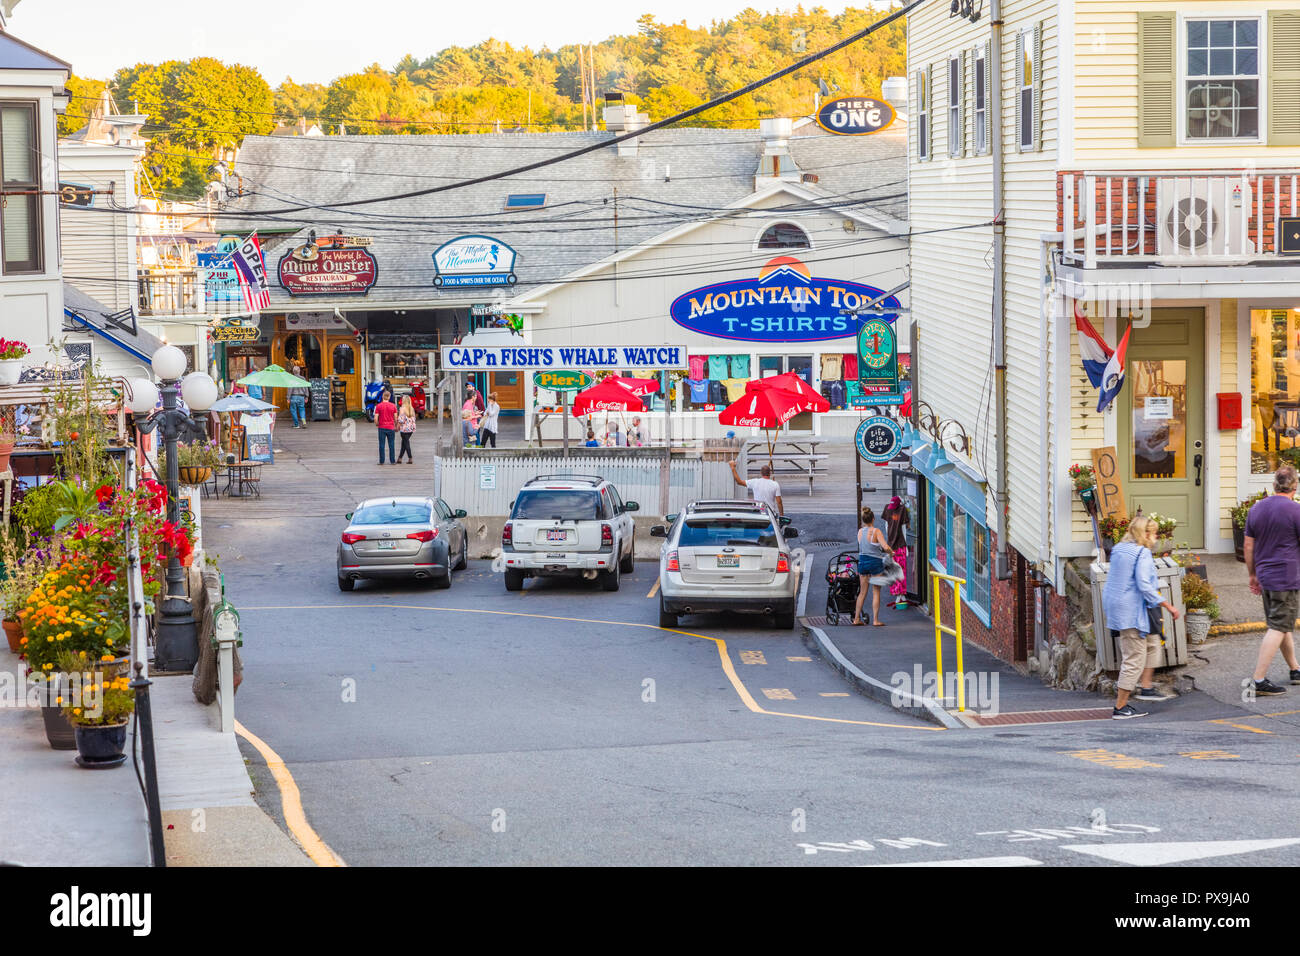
[730,459,783,516]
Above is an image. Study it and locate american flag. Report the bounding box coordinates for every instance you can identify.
[231,233,271,313]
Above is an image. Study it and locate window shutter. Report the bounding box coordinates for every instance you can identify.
[1032,20,1043,150]
[926,63,933,161]
[1137,12,1176,147]
[960,48,968,157]
[1014,30,1024,153]
[1269,11,1300,146]
[914,67,923,159]
[983,38,993,155]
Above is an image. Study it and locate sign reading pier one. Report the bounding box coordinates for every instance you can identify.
[441,345,688,370]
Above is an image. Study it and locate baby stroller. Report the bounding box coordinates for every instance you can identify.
[824,550,862,626]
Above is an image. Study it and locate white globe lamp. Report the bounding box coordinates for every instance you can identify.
[181,372,219,412]
[151,344,188,381]
[126,378,160,415]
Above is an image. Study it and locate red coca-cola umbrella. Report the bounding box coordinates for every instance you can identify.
[718,384,807,469]
[750,371,830,413]
[605,375,660,396]
[571,379,646,416]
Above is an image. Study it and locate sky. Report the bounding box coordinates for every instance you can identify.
[9,0,860,85]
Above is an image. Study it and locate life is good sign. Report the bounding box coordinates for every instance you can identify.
[442,345,688,370]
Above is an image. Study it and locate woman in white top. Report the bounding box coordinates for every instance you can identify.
[478,392,501,448]
[853,507,891,627]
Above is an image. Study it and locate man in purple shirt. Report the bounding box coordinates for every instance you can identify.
[1244,464,1300,696]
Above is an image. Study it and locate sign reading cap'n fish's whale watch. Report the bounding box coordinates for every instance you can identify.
[669,256,900,343]
[433,235,518,288]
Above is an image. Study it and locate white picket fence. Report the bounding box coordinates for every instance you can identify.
[434,454,739,517]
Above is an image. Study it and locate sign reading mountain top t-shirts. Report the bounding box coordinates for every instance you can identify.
[670,256,900,343]
[278,240,377,296]
[433,235,517,288]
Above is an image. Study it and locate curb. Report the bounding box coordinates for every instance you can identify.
[1208,621,1270,636]
[799,619,965,729]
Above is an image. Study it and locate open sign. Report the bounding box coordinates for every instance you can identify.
[815,97,896,136]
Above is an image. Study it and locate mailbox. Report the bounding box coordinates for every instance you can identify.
[1217,392,1242,430]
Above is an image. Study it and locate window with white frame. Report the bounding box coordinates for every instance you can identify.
[1018,30,1037,150]
[757,222,810,250]
[916,67,930,160]
[1184,17,1261,140]
[0,102,43,275]
[948,55,963,157]
[928,484,992,625]
[973,45,988,154]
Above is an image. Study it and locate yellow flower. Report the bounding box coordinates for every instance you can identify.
[72,708,81,716]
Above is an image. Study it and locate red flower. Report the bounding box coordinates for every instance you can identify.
[95,484,116,504]
[71,523,94,540]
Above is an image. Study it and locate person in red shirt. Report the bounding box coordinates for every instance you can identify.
[374,389,398,464]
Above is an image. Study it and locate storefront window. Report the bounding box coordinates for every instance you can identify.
[951,505,968,580]
[1250,309,1300,474]
[968,523,991,616]
[380,352,429,380]
[927,486,991,625]
[930,488,948,569]
[332,343,355,375]
[1129,359,1187,479]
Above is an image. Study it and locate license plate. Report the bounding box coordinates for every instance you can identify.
[546,553,568,559]
[547,529,568,542]
[377,541,396,550]
[716,554,739,568]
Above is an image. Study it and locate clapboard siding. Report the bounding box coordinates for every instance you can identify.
[59,169,133,313]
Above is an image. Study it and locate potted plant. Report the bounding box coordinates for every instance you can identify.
[1146,512,1177,555]
[1171,545,1206,581]
[1230,491,1267,562]
[57,650,134,768]
[161,439,222,487]
[1069,463,1098,513]
[1098,513,1129,560]
[0,337,30,386]
[1180,573,1219,644]
[0,530,53,653]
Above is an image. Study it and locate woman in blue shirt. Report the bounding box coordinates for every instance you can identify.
[1103,515,1180,719]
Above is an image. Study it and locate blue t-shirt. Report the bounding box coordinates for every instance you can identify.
[687,379,709,402]
[1245,494,1300,591]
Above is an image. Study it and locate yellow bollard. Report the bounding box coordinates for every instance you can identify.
[928,570,968,713]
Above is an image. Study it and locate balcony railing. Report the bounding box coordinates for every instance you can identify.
[137,269,250,317]
[1059,169,1300,267]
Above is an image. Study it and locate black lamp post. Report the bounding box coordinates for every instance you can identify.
[128,345,217,672]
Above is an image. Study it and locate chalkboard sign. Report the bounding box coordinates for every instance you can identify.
[309,378,332,421]
[367,332,438,351]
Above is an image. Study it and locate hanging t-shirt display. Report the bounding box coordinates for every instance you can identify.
[687,379,710,403]
[730,354,750,378]
[708,380,728,405]
[843,353,858,381]
[689,355,707,379]
[722,378,748,402]
[820,353,843,381]
[707,355,730,380]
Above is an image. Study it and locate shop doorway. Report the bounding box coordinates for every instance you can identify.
[490,371,524,413]
[1116,308,1205,548]
[273,331,323,411]
[329,340,362,413]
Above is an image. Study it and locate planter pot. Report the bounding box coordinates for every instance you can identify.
[3,617,22,654]
[0,357,23,386]
[1185,609,1211,645]
[0,438,13,474]
[179,466,212,486]
[32,674,76,749]
[73,722,128,768]
[1232,522,1245,562]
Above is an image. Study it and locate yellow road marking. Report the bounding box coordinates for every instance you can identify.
[787,656,812,662]
[1179,750,1240,760]
[820,692,851,697]
[234,719,346,867]
[1059,747,1163,769]
[762,688,797,701]
[646,579,660,598]
[740,650,767,665]
[240,604,941,732]
[1209,718,1273,734]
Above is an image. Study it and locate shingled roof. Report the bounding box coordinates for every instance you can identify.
[218,122,907,308]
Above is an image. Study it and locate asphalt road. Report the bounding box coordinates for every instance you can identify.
[207,509,1300,868]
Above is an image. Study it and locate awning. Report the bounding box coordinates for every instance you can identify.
[910,442,987,520]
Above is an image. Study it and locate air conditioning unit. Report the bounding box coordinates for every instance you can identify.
[1156,178,1254,257]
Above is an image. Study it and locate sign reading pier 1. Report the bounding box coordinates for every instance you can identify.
[441,345,689,371]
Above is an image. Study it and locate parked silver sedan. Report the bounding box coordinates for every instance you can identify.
[337,496,468,591]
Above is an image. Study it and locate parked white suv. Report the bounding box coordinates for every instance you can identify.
[500,475,639,592]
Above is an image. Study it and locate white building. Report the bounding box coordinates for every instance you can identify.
[907,0,1300,662]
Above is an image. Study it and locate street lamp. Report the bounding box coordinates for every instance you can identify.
[129,346,218,672]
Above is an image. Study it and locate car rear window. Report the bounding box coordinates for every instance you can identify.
[513,489,605,520]
[351,503,432,525]
[679,520,778,548]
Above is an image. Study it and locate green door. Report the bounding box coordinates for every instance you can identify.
[1117,308,1205,548]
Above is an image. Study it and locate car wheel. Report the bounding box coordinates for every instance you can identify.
[658,594,676,628]
[774,603,796,631]
[619,538,635,573]
[601,560,621,591]
[454,536,468,571]
[337,574,354,592]
[435,565,453,589]
[505,569,525,592]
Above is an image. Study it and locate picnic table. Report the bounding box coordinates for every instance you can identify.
[222,461,263,498]
[744,438,829,495]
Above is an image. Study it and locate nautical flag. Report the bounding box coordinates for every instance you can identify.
[231,233,271,313]
[1074,302,1112,390]
[1097,323,1132,414]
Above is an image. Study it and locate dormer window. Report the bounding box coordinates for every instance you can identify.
[757,223,811,250]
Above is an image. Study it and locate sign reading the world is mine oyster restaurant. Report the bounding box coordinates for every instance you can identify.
[432,235,518,288]
[670,256,900,343]
[278,236,378,296]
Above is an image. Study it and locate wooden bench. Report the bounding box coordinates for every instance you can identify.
[745,455,829,495]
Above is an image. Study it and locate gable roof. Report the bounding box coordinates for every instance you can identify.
[218,122,907,309]
[63,284,163,364]
[0,30,71,72]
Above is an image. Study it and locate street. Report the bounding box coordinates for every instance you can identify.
[210,502,1300,867]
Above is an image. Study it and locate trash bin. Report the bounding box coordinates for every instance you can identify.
[1089,557,1188,669]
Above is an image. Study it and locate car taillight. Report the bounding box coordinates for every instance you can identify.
[666,550,679,571]
[407,529,437,542]
[341,532,365,545]
[601,523,613,547]
[502,523,513,545]
[777,552,790,573]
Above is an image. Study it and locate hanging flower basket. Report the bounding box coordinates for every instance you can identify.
[178,466,212,486]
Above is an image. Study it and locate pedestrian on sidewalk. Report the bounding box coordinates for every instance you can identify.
[288,365,308,428]
[729,459,783,516]
[1104,515,1181,719]
[852,507,892,627]
[883,495,910,607]
[462,388,482,446]
[1244,463,1300,696]
[374,389,397,465]
[396,396,417,463]
[584,429,600,447]
[478,392,500,448]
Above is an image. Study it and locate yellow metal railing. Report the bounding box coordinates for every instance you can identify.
[929,570,968,713]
